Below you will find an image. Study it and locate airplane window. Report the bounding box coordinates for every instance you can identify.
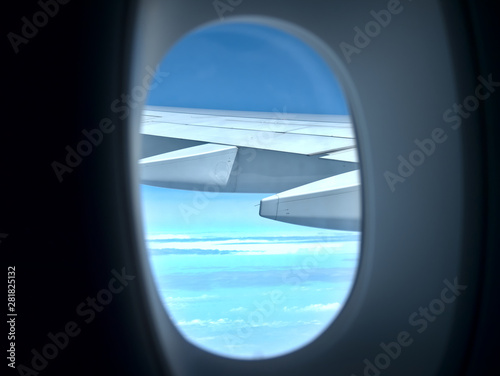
[138,21,361,359]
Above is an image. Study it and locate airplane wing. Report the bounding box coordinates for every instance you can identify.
[139,105,360,231]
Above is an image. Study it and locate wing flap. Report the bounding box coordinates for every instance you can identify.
[259,170,361,231]
[140,143,238,189]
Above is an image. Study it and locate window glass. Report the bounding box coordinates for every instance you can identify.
[139,21,361,359]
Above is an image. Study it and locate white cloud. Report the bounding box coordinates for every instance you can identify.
[177,318,234,327]
[258,321,289,328]
[195,336,218,343]
[163,294,218,308]
[297,320,322,326]
[178,319,205,326]
[145,232,360,255]
[164,294,216,302]
[230,307,247,312]
[146,234,191,240]
[284,302,341,312]
[148,239,360,255]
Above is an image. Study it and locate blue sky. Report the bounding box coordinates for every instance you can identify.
[140,21,358,359]
[140,185,342,237]
[147,21,348,114]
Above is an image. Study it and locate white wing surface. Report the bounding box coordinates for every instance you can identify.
[139,106,360,231]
